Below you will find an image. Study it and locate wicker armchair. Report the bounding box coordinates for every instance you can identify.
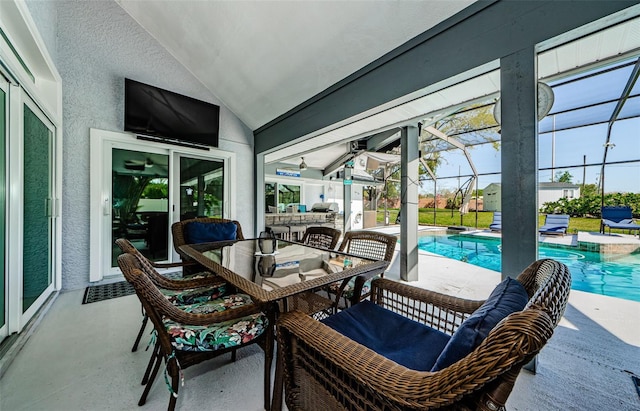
[118,253,275,411]
[115,238,230,352]
[329,230,397,307]
[300,226,341,249]
[171,217,244,275]
[277,259,571,411]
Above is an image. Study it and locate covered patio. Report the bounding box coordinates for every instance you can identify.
[1,1,640,410]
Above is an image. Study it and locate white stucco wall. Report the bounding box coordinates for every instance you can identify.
[26,0,254,290]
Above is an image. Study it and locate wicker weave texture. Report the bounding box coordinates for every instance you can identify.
[277,258,571,411]
[337,230,397,263]
[301,226,342,250]
[117,253,274,411]
[115,238,226,291]
[331,230,398,307]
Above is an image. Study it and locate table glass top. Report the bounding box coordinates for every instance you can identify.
[182,239,381,295]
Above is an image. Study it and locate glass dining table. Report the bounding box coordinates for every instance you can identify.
[179,238,390,411]
[179,238,389,310]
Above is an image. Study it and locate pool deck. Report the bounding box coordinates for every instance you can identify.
[377,224,640,253]
[375,224,640,410]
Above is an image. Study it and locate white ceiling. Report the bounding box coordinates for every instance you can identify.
[116,1,640,173]
[116,0,476,130]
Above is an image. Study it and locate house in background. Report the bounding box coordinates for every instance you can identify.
[538,182,581,209]
[483,182,581,212]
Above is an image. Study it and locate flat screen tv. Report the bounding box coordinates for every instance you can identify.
[124,78,220,148]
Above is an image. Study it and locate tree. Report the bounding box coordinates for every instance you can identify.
[554,171,573,183]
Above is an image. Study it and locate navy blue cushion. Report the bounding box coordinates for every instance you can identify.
[431,277,528,371]
[185,221,237,244]
[321,300,451,371]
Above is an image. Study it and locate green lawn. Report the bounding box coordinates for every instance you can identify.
[374,208,606,233]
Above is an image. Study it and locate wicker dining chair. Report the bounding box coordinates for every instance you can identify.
[283,226,342,318]
[115,238,230,353]
[300,226,341,249]
[328,230,397,307]
[118,253,275,411]
[277,259,571,411]
[171,217,244,275]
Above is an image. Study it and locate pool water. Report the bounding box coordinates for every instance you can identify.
[417,234,640,302]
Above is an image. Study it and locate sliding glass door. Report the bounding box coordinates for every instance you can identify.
[91,129,233,280]
[22,100,55,314]
[0,80,6,340]
[111,149,169,265]
[178,156,224,220]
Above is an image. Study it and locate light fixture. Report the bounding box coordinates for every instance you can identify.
[299,157,308,170]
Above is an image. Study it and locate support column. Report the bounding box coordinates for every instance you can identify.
[500,47,538,280]
[254,153,266,237]
[343,166,353,233]
[400,125,419,282]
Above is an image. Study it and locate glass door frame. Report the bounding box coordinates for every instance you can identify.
[6,88,60,332]
[170,151,232,262]
[0,78,7,341]
[90,129,236,281]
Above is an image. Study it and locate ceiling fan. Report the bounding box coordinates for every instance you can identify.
[124,158,154,171]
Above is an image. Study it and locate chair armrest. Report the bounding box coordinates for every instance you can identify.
[147,280,273,326]
[150,260,198,269]
[150,272,229,291]
[129,266,270,325]
[370,278,484,334]
[161,297,273,326]
[277,308,553,410]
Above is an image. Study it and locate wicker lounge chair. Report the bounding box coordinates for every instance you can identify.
[277,259,571,411]
[171,217,244,275]
[489,211,502,231]
[601,206,640,235]
[328,230,397,308]
[117,253,274,411]
[539,214,570,235]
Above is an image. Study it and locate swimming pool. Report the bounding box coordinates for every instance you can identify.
[417,233,640,302]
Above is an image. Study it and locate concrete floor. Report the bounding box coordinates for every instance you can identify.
[1,241,640,410]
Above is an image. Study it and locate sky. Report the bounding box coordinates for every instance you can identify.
[420,118,639,194]
[419,60,640,195]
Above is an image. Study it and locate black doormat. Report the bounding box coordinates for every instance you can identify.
[82,281,135,304]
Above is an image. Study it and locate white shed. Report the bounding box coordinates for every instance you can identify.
[538,182,581,210]
[483,183,502,212]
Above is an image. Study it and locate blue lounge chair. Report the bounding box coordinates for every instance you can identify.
[539,214,569,235]
[601,206,640,235]
[489,212,501,231]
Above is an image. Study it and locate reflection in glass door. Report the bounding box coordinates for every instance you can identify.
[111,149,169,265]
[22,104,53,312]
[179,157,224,220]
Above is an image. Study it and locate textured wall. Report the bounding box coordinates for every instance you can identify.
[25,0,255,290]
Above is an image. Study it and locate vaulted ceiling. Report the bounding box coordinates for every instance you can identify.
[116,0,476,131]
[116,1,640,173]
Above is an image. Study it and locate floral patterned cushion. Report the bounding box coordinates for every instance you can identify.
[177,293,254,314]
[164,295,268,352]
[328,275,380,299]
[182,271,213,280]
[160,283,228,306]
